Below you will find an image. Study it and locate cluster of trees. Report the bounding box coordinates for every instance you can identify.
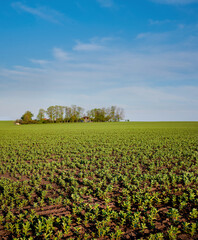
[16,105,124,124]
[87,106,124,122]
[38,105,84,123]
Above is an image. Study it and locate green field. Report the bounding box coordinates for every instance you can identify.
[0,121,198,239]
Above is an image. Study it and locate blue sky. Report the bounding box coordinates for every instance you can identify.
[0,0,198,121]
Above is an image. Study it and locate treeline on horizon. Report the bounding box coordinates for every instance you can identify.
[15,105,124,124]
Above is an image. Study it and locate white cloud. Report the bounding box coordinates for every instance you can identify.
[149,19,171,25]
[136,32,169,43]
[96,0,114,8]
[1,35,198,120]
[151,0,198,4]
[53,48,70,60]
[1,44,198,86]
[12,2,63,23]
[1,46,198,88]
[73,41,104,51]
[136,33,151,39]
[30,59,49,65]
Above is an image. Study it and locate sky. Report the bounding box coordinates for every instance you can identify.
[0,0,198,121]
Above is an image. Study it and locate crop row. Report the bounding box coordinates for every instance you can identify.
[0,122,198,239]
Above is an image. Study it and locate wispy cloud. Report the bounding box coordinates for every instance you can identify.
[73,41,104,51]
[1,33,198,120]
[53,48,70,61]
[30,59,49,65]
[1,44,198,91]
[136,33,151,39]
[136,32,169,43]
[73,37,116,51]
[137,23,198,50]
[151,0,198,5]
[149,19,171,25]
[12,2,63,23]
[96,0,114,8]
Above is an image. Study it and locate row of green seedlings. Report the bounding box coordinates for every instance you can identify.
[1,170,198,236]
[2,203,197,239]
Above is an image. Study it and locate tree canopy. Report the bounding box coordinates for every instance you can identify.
[16,105,124,124]
[21,111,34,123]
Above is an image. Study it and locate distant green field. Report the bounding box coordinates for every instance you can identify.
[0,121,198,239]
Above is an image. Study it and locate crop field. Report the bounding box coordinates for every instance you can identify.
[0,121,198,239]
